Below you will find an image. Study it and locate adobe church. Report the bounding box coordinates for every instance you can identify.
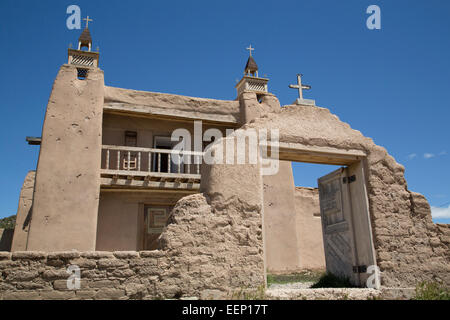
[1,21,448,299]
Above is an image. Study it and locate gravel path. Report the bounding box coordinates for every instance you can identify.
[266,283,382,300]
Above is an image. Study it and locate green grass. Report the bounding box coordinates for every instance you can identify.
[267,270,325,286]
[310,272,357,288]
[413,281,450,300]
[0,215,15,229]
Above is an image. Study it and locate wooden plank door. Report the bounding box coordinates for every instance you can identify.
[346,161,379,288]
[318,167,360,285]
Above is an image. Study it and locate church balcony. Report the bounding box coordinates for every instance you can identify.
[100,145,203,191]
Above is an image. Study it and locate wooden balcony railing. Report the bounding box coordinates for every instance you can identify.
[100,145,203,189]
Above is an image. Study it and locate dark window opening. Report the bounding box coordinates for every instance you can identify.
[153,136,184,174]
[122,131,138,170]
[77,68,88,80]
[125,131,137,147]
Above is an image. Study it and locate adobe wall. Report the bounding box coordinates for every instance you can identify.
[96,194,140,252]
[241,104,450,287]
[0,249,222,300]
[238,91,281,124]
[263,161,301,273]
[26,65,104,251]
[294,187,325,270]
[11,171,35,251]
[0,190,265,300]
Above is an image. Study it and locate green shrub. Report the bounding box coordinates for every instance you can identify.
[413,281,450,300]
[0,215,16,229]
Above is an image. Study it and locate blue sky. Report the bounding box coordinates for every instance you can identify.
[0,0,449,223]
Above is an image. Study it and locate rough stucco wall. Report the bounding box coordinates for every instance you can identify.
[238,91,280,124]
[0,250,198,300]
[159,193,264,297]
[294,187,325,270]
[242,104,450,287]
[26,65,104,251]
[104,86,240,123]
[11,171,35,251]
[196,134,265,290]
[263,161,301,273]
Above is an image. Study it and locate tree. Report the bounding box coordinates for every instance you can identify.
[0,215,16,229]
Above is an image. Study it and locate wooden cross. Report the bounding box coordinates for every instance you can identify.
[83,16,93,28]
[289,74,311,100]
[246,44,254,57]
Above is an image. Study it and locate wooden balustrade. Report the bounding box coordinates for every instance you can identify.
[101,145,202,175]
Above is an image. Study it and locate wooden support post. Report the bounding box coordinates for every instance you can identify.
[168,153,171,173]
[138,152,141,171]
[158,153,161,173]
[106,149,110,170]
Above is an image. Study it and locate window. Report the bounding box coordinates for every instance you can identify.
[143,206,170,250]
[125,131,137,147]
[77,68,88,80]
[123,131,138,170]
[153,136,184,173]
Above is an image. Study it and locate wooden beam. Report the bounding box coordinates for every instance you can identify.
[101,169,201,180]
[261,142,366,165]
[103,103,239,126]
[101,177,200,190]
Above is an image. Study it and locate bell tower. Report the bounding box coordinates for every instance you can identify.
[67,16,100,79]
[26,15,105,251]
[235,45,269,98]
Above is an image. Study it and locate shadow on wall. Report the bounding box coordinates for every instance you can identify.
[0,229,14,251]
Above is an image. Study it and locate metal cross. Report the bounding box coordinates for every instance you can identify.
[83,16,93,28]
[246,44,254,57]
[289,74,311,100]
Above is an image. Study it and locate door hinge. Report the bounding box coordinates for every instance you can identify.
[353,265,367,273]
[343,175,356,184]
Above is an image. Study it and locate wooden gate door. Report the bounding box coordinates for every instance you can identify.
[318,167,360,285]
[318,163,379,287]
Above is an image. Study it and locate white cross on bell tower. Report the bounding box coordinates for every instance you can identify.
[83,16,93,29]
[246,44,254,57]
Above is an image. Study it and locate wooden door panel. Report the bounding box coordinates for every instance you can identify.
[318,162,379,288]
[318,167,359,285]
[347,161,379,287]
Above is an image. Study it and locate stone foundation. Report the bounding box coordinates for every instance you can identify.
[0,248,259,300]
